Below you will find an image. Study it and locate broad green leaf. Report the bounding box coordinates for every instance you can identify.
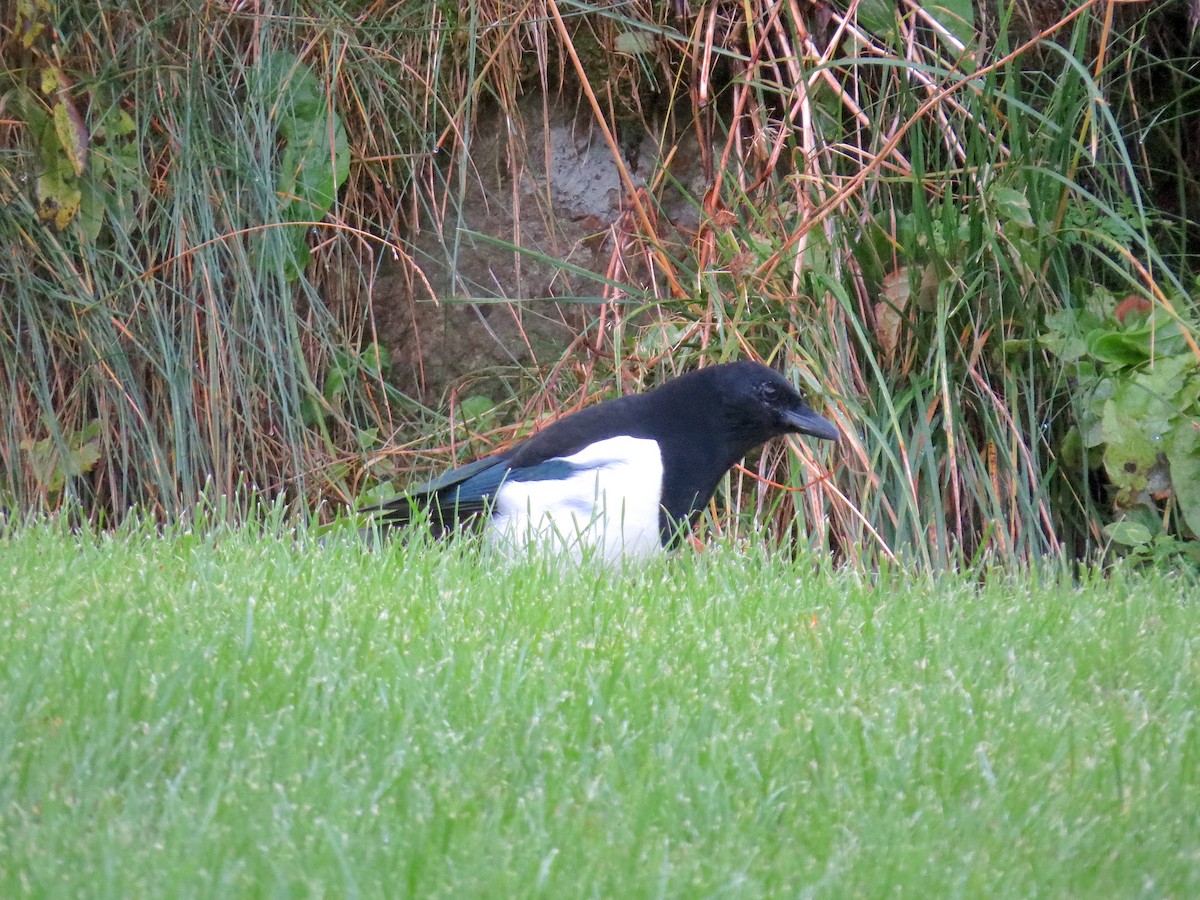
[18,420,101,494]
[355,427,380,452]
[1169,422,1200,538]
[77,419,103,443]
[74,108,145,240]
[636,322,687,359]
[991,186,1034,229]
[110,109,136,137]
[1104,519,1153,547]
[258,51,351,281]
[77,178,105,242]
[300,394,327,427]
[36,168,81,229]
[1060,426,1084,470]
[924,0,976,51]
[1041,308,1097,363]
[1086,329,1148,367]
[323,365,347,402]
[1118,312,1188,360]
[69,440,101,477]
[1111,376,1175,440]
[53,98,88,176]
[458,395,495,421]
[1178,371,1200,412]
[857,0,897,38]
[360,343,391,378]
[20,436,60,492]
[1101,397,1159,498]
[1085,309,1189,367]
[101,109,142,181]
[1134,352,1195,401]
[615,31,656,55]
[1080,376,1116,448]
[280,116,350,219]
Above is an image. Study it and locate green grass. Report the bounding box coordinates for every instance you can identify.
[2,521,1199,896]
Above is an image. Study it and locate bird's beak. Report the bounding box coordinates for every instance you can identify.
[784,404,839,441]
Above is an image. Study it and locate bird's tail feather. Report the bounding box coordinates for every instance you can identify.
[365,491,490,539]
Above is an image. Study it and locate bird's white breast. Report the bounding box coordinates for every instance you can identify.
[488,436,664,562]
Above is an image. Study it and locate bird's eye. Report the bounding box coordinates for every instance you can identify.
[761,382,782,402]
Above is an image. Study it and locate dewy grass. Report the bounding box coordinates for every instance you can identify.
[1,519,1198,895]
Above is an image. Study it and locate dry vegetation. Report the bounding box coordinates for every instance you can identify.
[2,0,1198,566]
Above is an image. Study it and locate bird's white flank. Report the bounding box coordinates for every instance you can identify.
[488,436,664,562]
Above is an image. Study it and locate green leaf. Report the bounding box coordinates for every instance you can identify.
[279,117,350,219]
[1087,310,1190,368]
[77,419,102,443]
[1086,329,1148,367]
[36,168,81,230]
[991,186,1034,229]
[355,427,380,451]
[322,366,347,402]
[1060,426,1084,470]
[69,439,101,478]
[1136,352,1195,397]
[1041,308,1100,363]
[1080,376,1115,448]
[40,66,60,95]
[17,419,102,494]
[53,99,88,176]
[1100,397,1159,499]
[77,178,105,242]
[109,108,137,138]
[1104,519,1153,547]
[360,343,391,378]
[258,51,351,281]
[17,0,50,48]
[300,394,327,427]
[924,0,976,51]
[458,395,495,421]
[614,31,656,55]
[1124,312,1188,359]
[857,0,897,38]
[1110,376,1174,441]
[1169,422,1200,538]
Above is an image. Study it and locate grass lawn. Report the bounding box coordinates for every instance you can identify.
[1,521,1198,896]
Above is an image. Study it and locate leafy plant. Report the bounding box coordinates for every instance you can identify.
[11,1,146,239]
[1042,295,1200,559]
[255,50,351,281]
[1,4,411,520]
[2,0,1199,570]
[19,418,102,502]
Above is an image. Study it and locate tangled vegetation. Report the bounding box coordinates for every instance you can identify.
[2,0,1198,567]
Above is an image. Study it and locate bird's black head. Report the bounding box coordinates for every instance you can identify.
[711,360,839,448]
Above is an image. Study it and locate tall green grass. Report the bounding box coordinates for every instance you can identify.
[2,1,1197,565]
[1,1,452,516]
[2,519,1198,894]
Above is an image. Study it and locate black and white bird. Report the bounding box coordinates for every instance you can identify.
[369,360,838,560]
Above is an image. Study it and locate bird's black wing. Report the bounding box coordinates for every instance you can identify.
[371,391,662,537]
[372,450,514,535]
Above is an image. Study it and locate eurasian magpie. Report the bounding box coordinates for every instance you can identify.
[370,360,838,559]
